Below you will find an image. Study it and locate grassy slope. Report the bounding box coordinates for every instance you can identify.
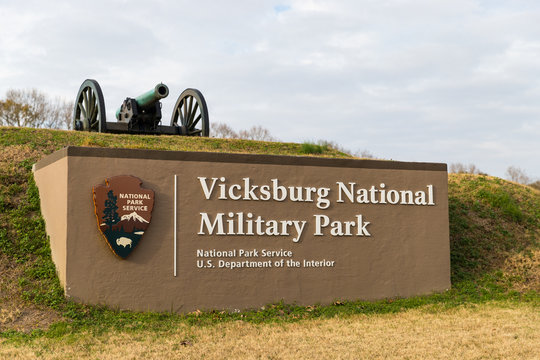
[0,126,538,339]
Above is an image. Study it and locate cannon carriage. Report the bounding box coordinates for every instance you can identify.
[72,79,209,136]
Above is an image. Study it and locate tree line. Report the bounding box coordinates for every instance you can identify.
[1,88,538,189]
[449,163,539,190]
[0,89,73,130]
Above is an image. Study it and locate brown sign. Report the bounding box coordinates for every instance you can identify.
[34,147,450,313]
[93,175,154,259]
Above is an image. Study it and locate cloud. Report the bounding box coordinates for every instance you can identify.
[274,4,291,13]
[0,0,539,178]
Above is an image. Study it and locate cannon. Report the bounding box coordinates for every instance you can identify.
[72,79,209,136]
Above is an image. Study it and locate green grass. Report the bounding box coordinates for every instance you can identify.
[300,142,329,154]
[0,127,351,158]
[0,126,538,342]
[448,174,539,284]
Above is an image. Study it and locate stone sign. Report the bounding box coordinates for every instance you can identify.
[33,146,450,313]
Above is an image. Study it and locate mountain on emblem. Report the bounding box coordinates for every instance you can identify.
[121,211,149,223]
[93,175,155,259]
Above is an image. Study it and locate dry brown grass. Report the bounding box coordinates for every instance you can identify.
[502,249,540,293]
[1,302,538,359]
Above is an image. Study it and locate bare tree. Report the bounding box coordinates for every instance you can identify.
[0,89,73,129]
[355,149,375,159]
[210,123,376,158]
[505,166,531,185]
[238,125,276,141]
[0,89,43,127]
[211,123,276,141]
[449,163,484,175]
[49,97,73,130]
[211,122,239,138]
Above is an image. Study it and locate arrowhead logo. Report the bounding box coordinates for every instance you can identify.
[93,175,155,259]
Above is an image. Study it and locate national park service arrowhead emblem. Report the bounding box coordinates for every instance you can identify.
[93,175,154,259]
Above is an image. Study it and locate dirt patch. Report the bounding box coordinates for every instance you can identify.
[0,254,62,333]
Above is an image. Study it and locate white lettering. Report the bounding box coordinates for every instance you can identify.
[356,215,371,236]
[292,221,306,243]
[196,177,436,220]
[272,179,287,201]
[400,190,414,205]
[198,212,307,242]
[229,184,242,200]
[243,178,259,200]
[316,187,330,209]
[387,190,399,204]
[314,214,329,236]
[198,213,225,235]
[427,185,435,205]
[336,182,354,203]
[197,177,218,200]
[414,191,427,205]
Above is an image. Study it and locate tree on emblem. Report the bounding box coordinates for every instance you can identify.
[103,190,120,230]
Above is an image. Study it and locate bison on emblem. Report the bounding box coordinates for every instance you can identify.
[116,237,133,248]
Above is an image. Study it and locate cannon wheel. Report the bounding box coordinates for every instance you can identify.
[170,88,209,136]
[73,79,106,132]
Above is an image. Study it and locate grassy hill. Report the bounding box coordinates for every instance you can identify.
[0,127,538,346]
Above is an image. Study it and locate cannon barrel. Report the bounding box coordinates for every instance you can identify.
[135,83,169,107]
[116,83,169,120]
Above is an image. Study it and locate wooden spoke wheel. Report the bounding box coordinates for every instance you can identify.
[73,79,106,132]
[170,88,209,136]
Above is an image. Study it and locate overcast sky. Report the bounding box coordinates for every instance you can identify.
[1,0,539,180]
